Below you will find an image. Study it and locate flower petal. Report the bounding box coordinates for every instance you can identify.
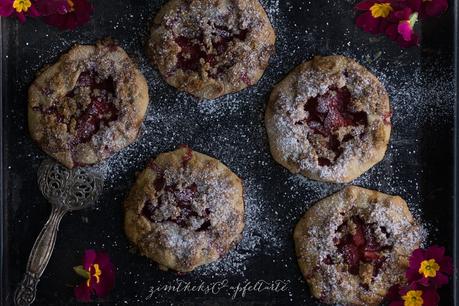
[74,283,92,302]
[388,6,412,22]
[91,255,115,298]
[397,20,413,41]
[35,0,70,16]
[83,249,97,270]
[406,267,421,283]
[426,245,445,261]
[95,251,111,269]
[92,269,115,298]
[432,272,449,287]
[403,0,422,12]
[356,0,377,11]
[356,12,383,34]
[422,0,448,18]
[422,287,440,306]
[0,0,15,16]
[417,276,430,286]
[16,12,26,23]
[28,5,40,17]
[42,0,92,30]
[409,248,425,265]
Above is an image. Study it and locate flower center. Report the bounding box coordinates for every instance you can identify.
[12,0,31,13]
[402,290,423,306]
[369,3,393,18]
[419,258,440,278]
[86,264,102,287]
[73,263,102,287]
[67,0,75,12]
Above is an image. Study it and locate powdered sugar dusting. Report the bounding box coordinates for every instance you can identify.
[5,0,454,304]
[198,177,283,276]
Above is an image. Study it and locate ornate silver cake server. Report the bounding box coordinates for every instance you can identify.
[14,159,104,306]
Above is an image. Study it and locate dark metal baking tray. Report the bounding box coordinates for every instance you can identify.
[1,0,458,305]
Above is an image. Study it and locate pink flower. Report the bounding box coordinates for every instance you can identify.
[404,0,448,19]
[406,246,453,288]
[384,7,419,48]
[42,0,92,30]
[73,249,115,302]
[387,282,440,306]
[0,0,40,23]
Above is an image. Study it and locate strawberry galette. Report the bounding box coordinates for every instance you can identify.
[265,55,391,183]
[146,0,276,99]
[124,146,245,272]
[28,39,149,168]
[294,186,422,306]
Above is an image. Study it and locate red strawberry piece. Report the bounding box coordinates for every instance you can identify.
[342,244,361,275]
[352,223,366,247]
[364,251,380,262]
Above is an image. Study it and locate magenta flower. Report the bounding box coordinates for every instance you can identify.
[0,0,40,23]
[73,249,115,302]
[404,0,448,19]
[384,7,419,48]
[406,245,453,288]
[42,0,92,30]
[387,282,440,306]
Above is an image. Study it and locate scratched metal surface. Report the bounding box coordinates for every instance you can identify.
[0,0,456,305]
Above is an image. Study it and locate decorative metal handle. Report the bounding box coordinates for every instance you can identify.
[14,206,67,306]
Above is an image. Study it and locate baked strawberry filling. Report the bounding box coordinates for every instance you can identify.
[143,153,212,232]
[333,216,391,277]
[175,36,209,71]
[301,86,368,166]
[69,70,118,145]
[174,25,248,78]
[33,70,119,149]
[141,183,211,232]
[305,87,367,135]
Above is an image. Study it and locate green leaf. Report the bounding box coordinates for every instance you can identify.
[73,265,90,279]
[409,12,418,28]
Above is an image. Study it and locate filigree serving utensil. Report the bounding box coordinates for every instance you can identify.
[14,159,104,306]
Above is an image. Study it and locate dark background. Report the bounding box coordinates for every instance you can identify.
[1,0,456,305]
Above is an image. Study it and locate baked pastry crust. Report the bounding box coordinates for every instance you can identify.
[124,146,245,272]
[146,0,276,99]
[28,39,149,168]
[293,186,422,306]
[265,55,391,183]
